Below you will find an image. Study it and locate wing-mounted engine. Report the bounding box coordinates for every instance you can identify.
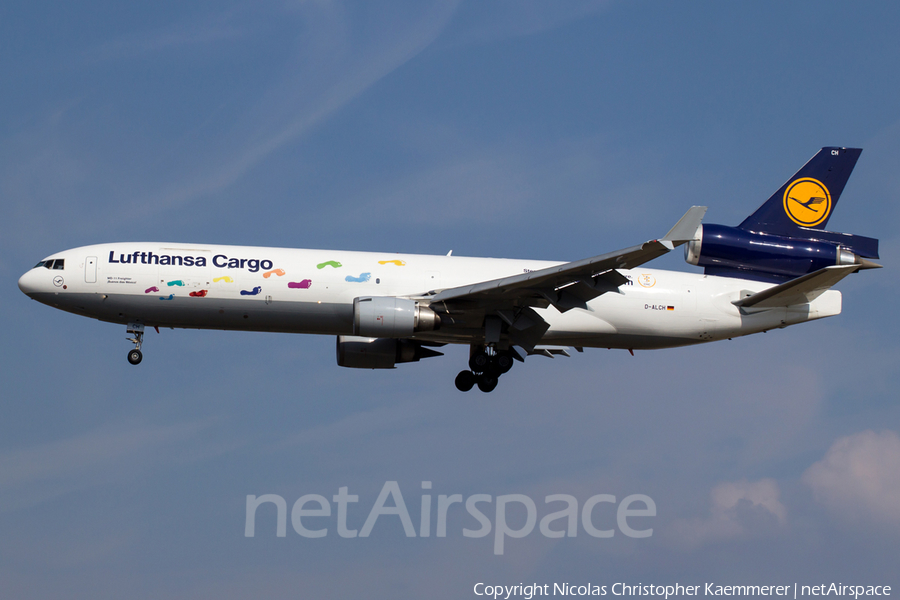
[353,296,440,337]
[336,336,443,369]
[685,224,880,282]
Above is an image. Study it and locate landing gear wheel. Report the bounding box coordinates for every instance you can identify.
[477,375,498,393]
[496,353,514,374]
[126,323,145,365]
[455,370,476,392]
[469,352,490,372]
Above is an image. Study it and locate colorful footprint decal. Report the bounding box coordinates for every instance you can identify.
[145,286,159,294]
[189,290,208,298]
[240,286,262,296]
[159,294,174,301]
[167,280,185,287]
[378,259,406,266]
[288,280,312,289]
[345,272,371,283]
[317,260,342,269]
[263,268,285,278]
[213,276,233,283]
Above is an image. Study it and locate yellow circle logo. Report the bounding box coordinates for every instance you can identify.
[783,178,831,227]
[638,273,656,288]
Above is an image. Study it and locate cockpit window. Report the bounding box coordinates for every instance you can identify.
[34,259,64,269]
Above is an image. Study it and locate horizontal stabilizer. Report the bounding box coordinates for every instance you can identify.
[733,264,860,309]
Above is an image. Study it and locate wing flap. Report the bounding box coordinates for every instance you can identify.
[527,346,573,358]
[496,307,551,351]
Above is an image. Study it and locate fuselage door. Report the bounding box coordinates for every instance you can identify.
[85,256,97,283]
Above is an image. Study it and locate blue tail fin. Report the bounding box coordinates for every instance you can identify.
[687,147,879,283]
[739,147,861,236]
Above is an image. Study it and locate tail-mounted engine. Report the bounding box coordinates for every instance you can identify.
[352,296,440,337]
[685,224,879,282]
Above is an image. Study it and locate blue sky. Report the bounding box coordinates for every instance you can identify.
[2,2,899,598]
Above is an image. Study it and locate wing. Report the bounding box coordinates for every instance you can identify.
[421,206,706,349]
[429,206,706,310]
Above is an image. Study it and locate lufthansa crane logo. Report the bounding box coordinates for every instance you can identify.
[783,177,832,227]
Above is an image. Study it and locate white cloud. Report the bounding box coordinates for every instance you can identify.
[711,479,787,523]
[667,478,786,548]
[802,430,900,526]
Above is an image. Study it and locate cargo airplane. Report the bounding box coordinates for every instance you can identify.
[18,148,880,392]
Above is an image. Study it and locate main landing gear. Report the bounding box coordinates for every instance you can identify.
[455,346,517,393]
[126,323,144,365]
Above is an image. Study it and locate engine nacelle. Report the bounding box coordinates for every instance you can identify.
[685,224,871,281]
[336,336,442,369]
[352,296,440,338]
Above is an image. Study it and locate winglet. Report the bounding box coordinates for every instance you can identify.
[662,206,707,246]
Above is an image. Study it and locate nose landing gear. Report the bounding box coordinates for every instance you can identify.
[126,323,144,365]
[455,346,518,393]
[127,348,143,365]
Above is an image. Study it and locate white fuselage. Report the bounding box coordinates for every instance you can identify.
[18,242,841,350]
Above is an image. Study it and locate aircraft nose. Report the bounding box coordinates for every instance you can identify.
[18,269,42,297]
